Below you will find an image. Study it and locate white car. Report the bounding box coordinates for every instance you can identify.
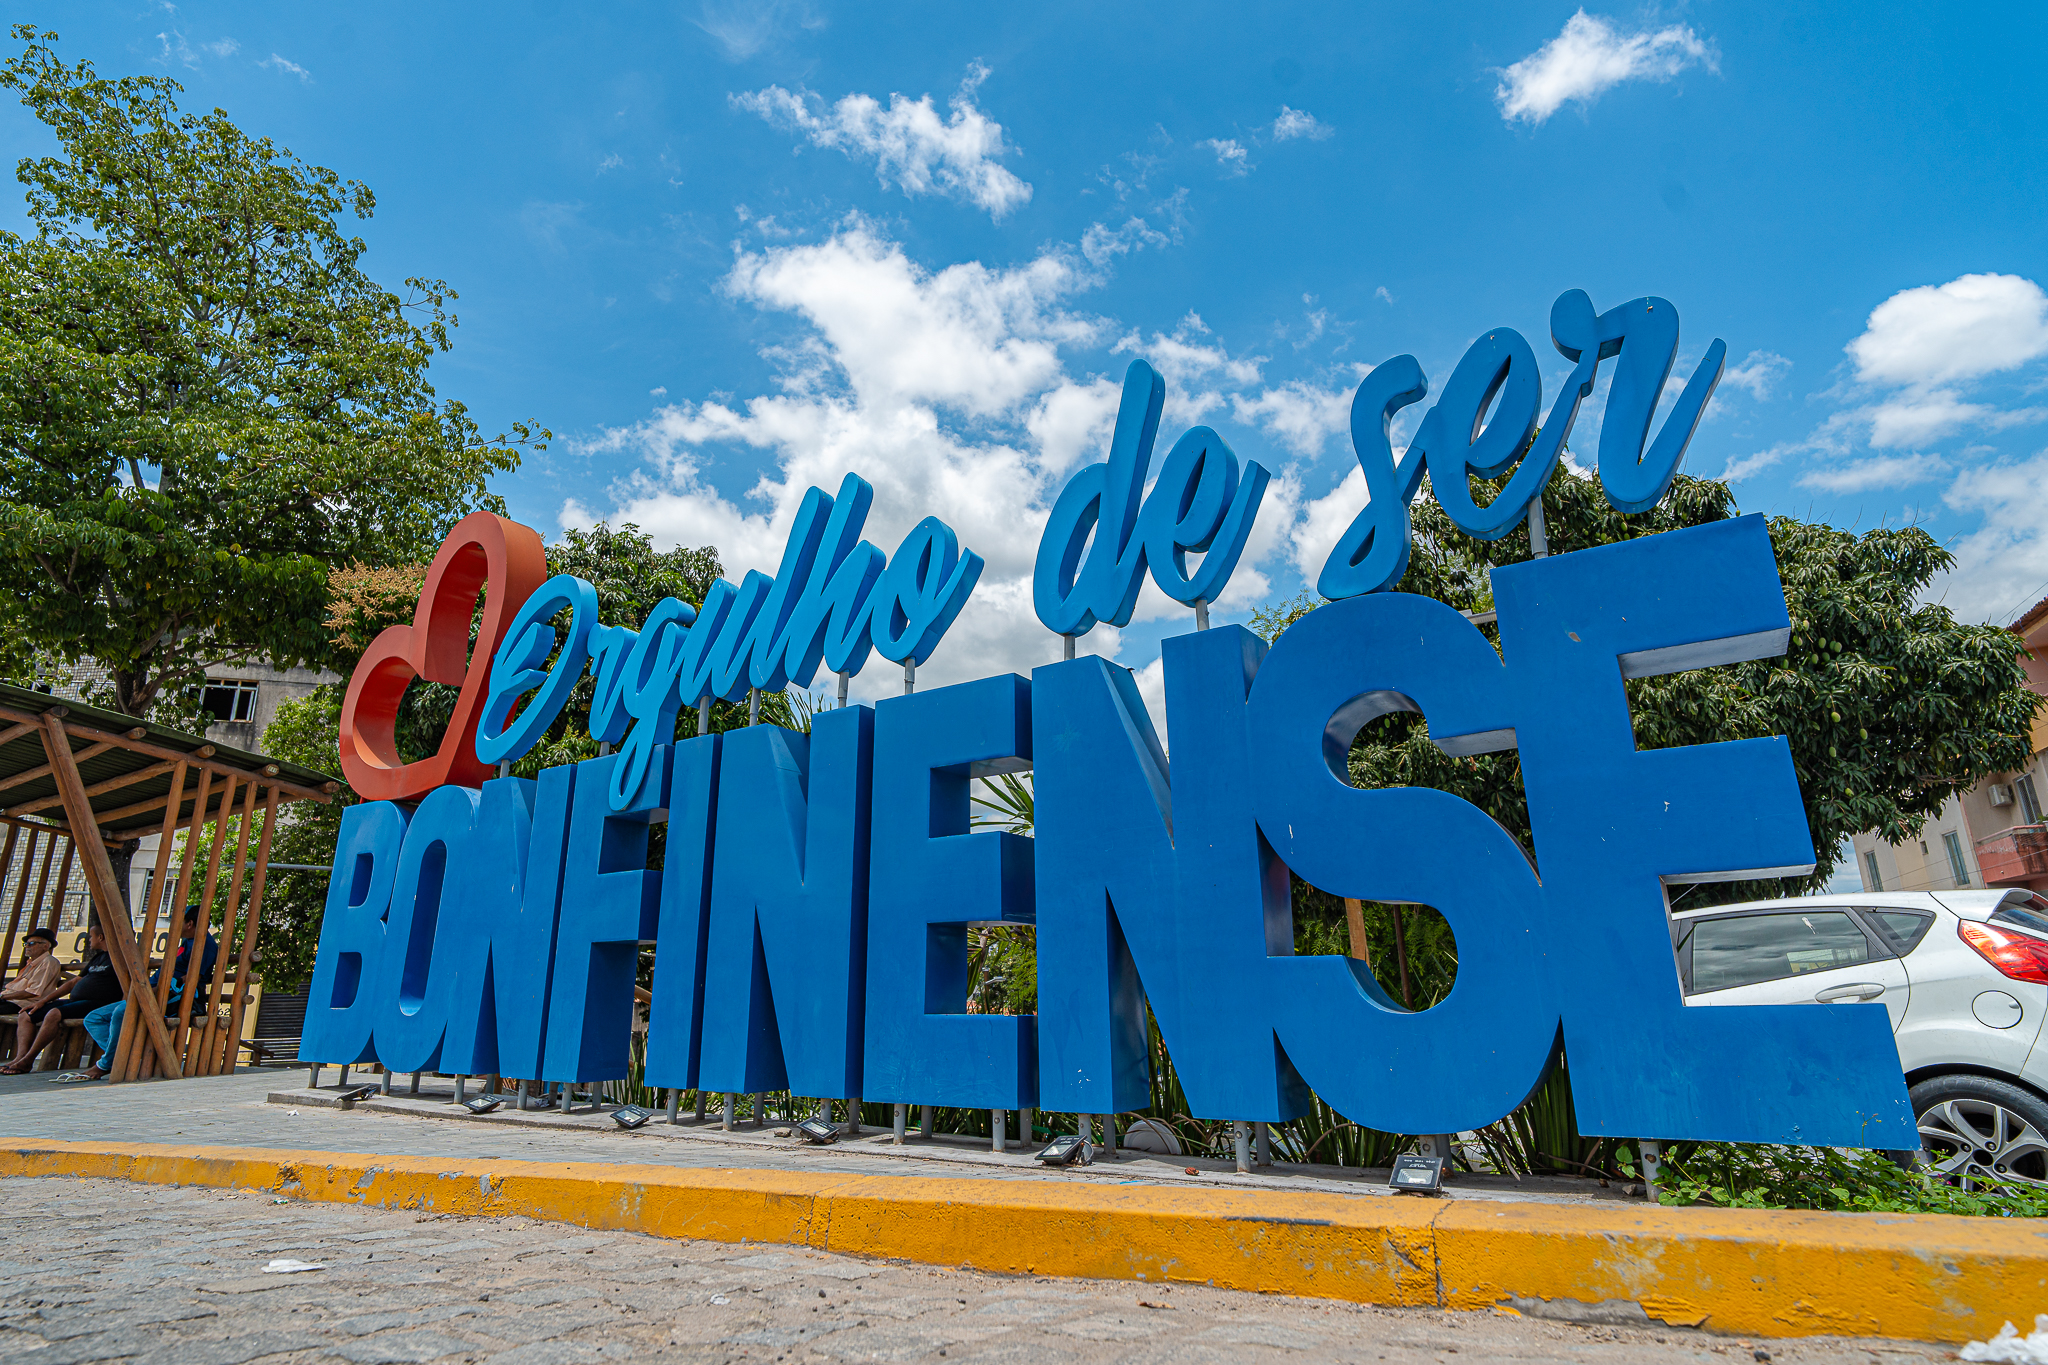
[1673,887,2048,1186]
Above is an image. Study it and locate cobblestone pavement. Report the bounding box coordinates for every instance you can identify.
[0,1176,1956,1365]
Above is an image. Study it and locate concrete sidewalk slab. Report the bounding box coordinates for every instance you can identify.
[2,1132,2043,1345]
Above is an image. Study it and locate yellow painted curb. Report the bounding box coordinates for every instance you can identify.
[4,1138,2043,1343]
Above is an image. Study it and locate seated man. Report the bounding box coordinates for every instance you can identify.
[3,924,119,1075]
[3,927,71,1051]
[73,906,219,1081]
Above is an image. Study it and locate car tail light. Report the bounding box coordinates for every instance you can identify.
[1959,920,2048,984]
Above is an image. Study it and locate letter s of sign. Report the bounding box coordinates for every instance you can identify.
[339,513,550,802]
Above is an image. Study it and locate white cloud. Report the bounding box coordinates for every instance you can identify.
[260,53,311,83]
[1936,451,2048,623]
[1201,139,1250,176]
[1292,464,1369,584]
[1231,379,1354,456]
[1719,349,1790,400]
[596,153,624,174]
[565,223,1339,697]
[732,65,1032,220]
[203,37,238,58]
[1080,215,1171,267]
[1113,313,1265,428]
[1496,10,1715,126]
[1796,453,1949,492]
[694,0,823,61]
[1848,273,2048,388]
[1375,286,1394,305]
[1717,442,1799,483]
[1270,106,1333,141]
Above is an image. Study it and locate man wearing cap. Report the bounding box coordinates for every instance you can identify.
[3,927,70,1060]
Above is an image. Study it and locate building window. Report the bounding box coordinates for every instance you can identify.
[1863,851,1884,892]
[200,678,259,724]
[2021,774,2044,825]
[1945,830,1971,887]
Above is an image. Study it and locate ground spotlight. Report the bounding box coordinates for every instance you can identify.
[1035,1134,1091,1166]
[796,1118,839,1144]
[612,1105,654,1130]
[462,1096,504,1115]
[1389,1154,1445,1195]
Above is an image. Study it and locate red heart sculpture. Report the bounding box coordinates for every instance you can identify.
[338,512,549,802]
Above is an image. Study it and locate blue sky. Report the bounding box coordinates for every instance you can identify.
[7,2,2048,706]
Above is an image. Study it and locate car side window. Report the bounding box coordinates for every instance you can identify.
[1866,908,1935,952]
[1686,911,1874,994]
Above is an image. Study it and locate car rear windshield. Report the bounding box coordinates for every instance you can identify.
[1992,892,2048,937]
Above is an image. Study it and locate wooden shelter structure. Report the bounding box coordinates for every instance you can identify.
[0,682,337,1081]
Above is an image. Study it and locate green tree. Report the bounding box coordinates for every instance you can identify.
[0,27,544,724]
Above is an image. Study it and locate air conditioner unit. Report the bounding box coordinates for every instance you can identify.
[1991,784,2015,807]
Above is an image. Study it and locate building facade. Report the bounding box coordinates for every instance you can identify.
[1852,597,2048,896]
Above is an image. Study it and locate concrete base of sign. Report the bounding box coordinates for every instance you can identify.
[3,1126,2038,1347]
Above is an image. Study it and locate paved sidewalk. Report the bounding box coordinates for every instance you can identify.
[0,1174,1954,1364]
[0,1067,1638,1207]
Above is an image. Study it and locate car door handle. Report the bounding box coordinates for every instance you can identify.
[1814,982,1887,1003]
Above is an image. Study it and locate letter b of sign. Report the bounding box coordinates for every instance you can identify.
[338,513,550,802]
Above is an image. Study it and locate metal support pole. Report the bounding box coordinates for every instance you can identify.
[1062,634,1075,661]
[991,1108,1006,1154]
[1194,600,1210,630]
[455,1075,467,1105]
[846,1095,862,1135]
[892,1103,907,1144]
[1234,1121,1252,1174]
[751,1091,763,1127]
[903,661,916,694]
[1641,1139,1663,1202]
[919,1104,934,1137]
[1255,1120,1271,1167]
[1528,498,1549,558]
[665,1088,680,1124]
[380,1067,392,1095]
[338,1064,349,1090]
[408,1071,420,1096]
[1427,1133,1455,1171]
[308,1064,321,1090]
[723,1092,736,1131]
[748,688,760,726]
[1019,1106,1033,1149]
[1104,1114,1118,1156]
[698,697,712,734]
[498,760,510,779]
[694,1090,707,1121]
[517,1079,529,1111]
[837,671,849,706]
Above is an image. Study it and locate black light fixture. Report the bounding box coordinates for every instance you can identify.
[462,1096,504,1115]
[1389,1154,1446,1195]
[1035,1134,1091,1166]
[613,1105,654,1130]
[796,1117,839,1144]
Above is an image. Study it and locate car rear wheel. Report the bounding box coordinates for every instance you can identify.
[1911,1074,2048,1190]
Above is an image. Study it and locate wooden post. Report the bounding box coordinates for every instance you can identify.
[1343,898,1372,966]
[24,833,56,936]
[44,841,77,939]
[110,762,188,1083]
[198,780,258,1074]
[220,787,277,1076]
[37,714,177,1078]
[0,825,29,975]
[134,768,213,1079]
[177,777,238,1076]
